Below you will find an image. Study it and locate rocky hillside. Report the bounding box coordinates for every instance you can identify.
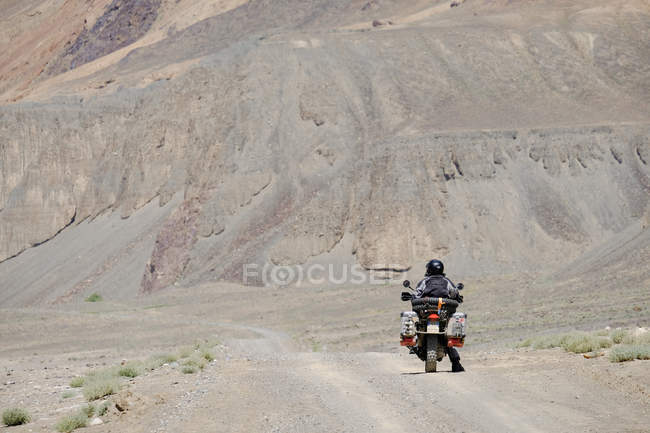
[0,0,649,301]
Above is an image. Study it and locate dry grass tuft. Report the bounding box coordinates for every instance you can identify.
[200,349,214,362]
[178,346,193,358]
[519,328,650,362]
[2,408,31,426]
[81,404,95,418]
[97,401,110,417]
[610,328,628,344]
[83,378,119,401]
[69,376,85,388]
[55,412,87,432]
[85,293,103,302]
[118,362,142,378]
[146,353,177,370]
[609,344,650,362]
[562,334,612,353]
[518,332,612,353]
[181,365,197,374]
[622,331,650,345]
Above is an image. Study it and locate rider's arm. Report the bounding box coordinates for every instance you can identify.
[445,278,461,301]
[414,279,426,298]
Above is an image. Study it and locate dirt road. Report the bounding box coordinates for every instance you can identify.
[77,324,646,433]
[1,281,648,433]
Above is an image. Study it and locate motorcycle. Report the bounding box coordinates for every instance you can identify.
[400,280,466,373]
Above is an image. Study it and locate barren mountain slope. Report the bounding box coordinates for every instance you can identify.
[0,0,649,302]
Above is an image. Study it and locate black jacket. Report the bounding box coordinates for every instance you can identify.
[414,274,460,301]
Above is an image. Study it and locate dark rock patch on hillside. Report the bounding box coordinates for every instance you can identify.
[47,0,161,75]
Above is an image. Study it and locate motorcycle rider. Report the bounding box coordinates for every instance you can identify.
[415,259,465,372]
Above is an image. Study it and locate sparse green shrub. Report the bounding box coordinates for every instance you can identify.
[83,378,119,401]
[144,358,163,371]
[178,346,193,358]
[562,334,612,354]
[85,293,102,302]
[85,366,119,380]
[69,377,84,388]
[81,404,95,418]
[183,357,207,370]
[118,363,141,378]
[609,344,650,362]
[145,353,178,371]
[2,408,31,426]
[532,334,570,350]
[610,329,628,344]
[200,349,214,362]
[55,412,87,432]
[97,402,110,417]
[622,331,650,345]
[62,390,76,399]
[182,365,197,374]
[157,353,177,364]
[517,332,613,353]
[517,338,532,348]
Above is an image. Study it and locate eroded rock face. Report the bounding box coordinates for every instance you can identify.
[2,88,647,289]
[46,0,162,75]
[0,0,649,293]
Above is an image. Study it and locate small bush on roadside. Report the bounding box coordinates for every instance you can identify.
[517,338,532,348]
[609,344,650,362]
[81,404,95,418]
[517,332,612,353]
[118,363,141,378]
[622,331,650,345]
[2,408,31,426]
[518,328,650,363]
[85,293,102,302]
[183,357,206,369]
[610,329,628,344]
[178,346,193,358]
[83,378,119,401]
[85,366,119,380]
[563,334,612,354]
[97,402,110,417]
[144,358,163,371]
[200,349,214,362]
[62,390,76,399]
[69,377,85,388]
[532,334,570,350]
[182,365,197,374]
[145,353,178,371]
[157,353,178,364]
[55,412,87,432]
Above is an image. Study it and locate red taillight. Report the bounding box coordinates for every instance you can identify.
[428,314,439,320]
[447,338,464,348]
[400,337,416,346]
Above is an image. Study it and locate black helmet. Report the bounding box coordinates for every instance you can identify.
[426,259,444,276]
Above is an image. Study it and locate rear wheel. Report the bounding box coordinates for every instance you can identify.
[425,334,437,373]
